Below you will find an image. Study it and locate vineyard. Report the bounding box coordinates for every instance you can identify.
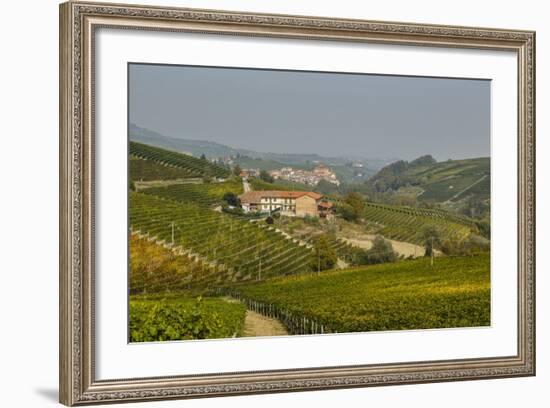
[364,202,475,245]
[227,254,490,334]
[130,192,313,286]
[130,157,195,182]
[129,233,214,294]
[141,180,243,207]
[130,294,246,342]
[130,141,230,179]
[126,141,491,341]
[412,158,490,202]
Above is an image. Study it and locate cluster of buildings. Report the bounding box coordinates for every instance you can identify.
[269,164,340,186]
[239,190,334,218]
[238,168,260,178]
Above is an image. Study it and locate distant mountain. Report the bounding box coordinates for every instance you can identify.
[367,155,490,203]
[129,123,391,180]
[129,123,245,158]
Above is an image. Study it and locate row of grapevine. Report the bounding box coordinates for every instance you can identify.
[225,254,491,333]
[130,192,313,287]
[129,233,216,294]
[129,141,230,178]
[141,180,243,207]
[364,202,474,245]
[129,157,196,182]
[366,201,476,227]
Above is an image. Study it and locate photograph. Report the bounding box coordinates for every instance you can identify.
[127,63,492,343]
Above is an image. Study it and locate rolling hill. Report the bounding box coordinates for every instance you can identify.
[367,155,490,203]
[129,141,230,179]
[227,254,490,334]
[130,123,386,181]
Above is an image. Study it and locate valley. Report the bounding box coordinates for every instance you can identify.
[127,140,491,341]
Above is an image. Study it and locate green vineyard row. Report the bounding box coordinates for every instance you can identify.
[141,180,243,207]
[229,254,491,333]
[130,141,230,178]
[364,202,475,245]
[130,192,313,286]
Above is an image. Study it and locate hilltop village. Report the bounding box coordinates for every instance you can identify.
[240,164,340,186]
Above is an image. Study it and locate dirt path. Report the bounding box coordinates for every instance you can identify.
[242,310,289,337]
[222,297,289,337]
[341,236,429,258]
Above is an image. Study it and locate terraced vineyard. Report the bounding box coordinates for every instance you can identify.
[229,254,490,334]
[129,233,214,294]
[364,202,475,245]
[130,141,230,179]
[141,180,243,207]
[130,192,313,286]
[130,156,195,182]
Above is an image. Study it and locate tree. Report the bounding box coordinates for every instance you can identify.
[315,179,339,195]
[259,170,274,183]
[357,235,397,264]
[233,165,242,177]
[420,224,442,265]
[343,192,364,222]
[223,192,240,207]
[311,235,338,273]
[129,179,136,192]
[200,153,207,161]
[441,233,490,256]
[336,203,356,222]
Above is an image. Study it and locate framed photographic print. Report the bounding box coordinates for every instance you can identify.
[59,1,536,405]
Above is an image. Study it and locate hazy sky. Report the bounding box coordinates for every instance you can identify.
[129,63,490,161]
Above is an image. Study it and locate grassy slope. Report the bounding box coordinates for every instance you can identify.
[234,255,490,332]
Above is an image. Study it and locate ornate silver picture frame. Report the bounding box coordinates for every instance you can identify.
[59,1,535,405]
